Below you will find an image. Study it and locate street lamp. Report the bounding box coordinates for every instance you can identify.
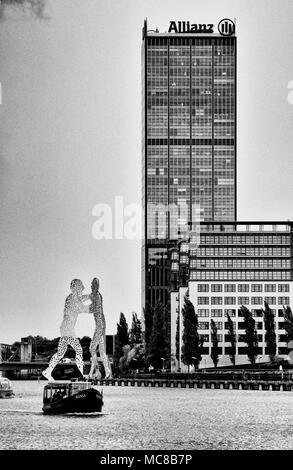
[148,364,154,377]
[160,357,165,372]
[132,358,138,377]
[191,357,197,376]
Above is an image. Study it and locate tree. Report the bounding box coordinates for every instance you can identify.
[129,312,142,347]
[147,303,169,370]
[210,319,219,368]
[241,306,258,366]
[125,344,145,371]
[113,312,129,370]
[262,302,277,364]
[181,293,203,371]
[26,335,59,359]
[283,306,293,342]
[226,313,236,366]
[143,302,153,365]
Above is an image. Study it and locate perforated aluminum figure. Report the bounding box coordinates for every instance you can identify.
[42,279,90,381]
[89,278,112,380]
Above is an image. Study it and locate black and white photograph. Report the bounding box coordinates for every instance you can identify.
[0,0,293,458]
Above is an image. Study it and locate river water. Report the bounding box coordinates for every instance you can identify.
[0,380,293,450]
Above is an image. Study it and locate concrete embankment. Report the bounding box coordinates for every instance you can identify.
[94,377,293,391]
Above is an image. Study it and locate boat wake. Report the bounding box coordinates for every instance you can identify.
[59,412,109,417]
[0,409,43,415]
[0,409,109,417]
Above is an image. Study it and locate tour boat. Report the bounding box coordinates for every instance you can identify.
[42,380,103,415]
[0,378,14,398]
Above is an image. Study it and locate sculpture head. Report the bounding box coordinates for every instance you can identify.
[70,279,84,296]
[91,277,100,294]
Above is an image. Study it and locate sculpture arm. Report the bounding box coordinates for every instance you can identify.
[80,294,92,313]
[81,294,90,301]
[79,301,91,313]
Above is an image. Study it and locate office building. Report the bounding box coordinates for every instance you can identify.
[170,222,293,370]
[142,18,237,314]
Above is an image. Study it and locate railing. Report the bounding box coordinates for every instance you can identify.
[93,372,293,392]
[116,369,293,382]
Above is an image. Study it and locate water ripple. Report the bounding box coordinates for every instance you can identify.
[1,381,293,450]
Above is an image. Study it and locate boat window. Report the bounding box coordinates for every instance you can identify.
[52,388,67,401]
[43,388,52,402]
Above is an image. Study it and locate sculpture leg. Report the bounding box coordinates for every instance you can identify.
[99,332,112,379]
[71,337,84,377]
[89,330,100,379]
[89,352,95,379]
[89,354,101,379]
[42,336,69,380]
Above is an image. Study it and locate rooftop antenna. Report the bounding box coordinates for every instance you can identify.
[142,18,147,39]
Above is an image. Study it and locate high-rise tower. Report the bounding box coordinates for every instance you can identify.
[142,18,237,316]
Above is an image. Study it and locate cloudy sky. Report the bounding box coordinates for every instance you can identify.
[0,0,293,344]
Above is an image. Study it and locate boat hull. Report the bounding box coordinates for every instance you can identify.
[42,388,103,415]
[0,390,14,398]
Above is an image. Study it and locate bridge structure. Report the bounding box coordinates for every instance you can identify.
[0,360,99,371]
[0,343,12,362]
[0,336,107,376]
[0,361,48,371]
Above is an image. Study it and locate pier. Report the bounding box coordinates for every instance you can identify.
[94,377,293,391]
[94,369,293,391]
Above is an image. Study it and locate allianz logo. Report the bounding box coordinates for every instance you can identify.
[168,19,235,36]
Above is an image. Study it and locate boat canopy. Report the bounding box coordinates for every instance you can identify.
[43,381,93,404]
[44,381,91,390]
[44,382,70,389]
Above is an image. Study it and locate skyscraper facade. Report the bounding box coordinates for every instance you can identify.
[142,19,237,313]
[170,221,293,369]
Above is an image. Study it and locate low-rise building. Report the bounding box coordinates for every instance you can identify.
[170,221,293,370]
